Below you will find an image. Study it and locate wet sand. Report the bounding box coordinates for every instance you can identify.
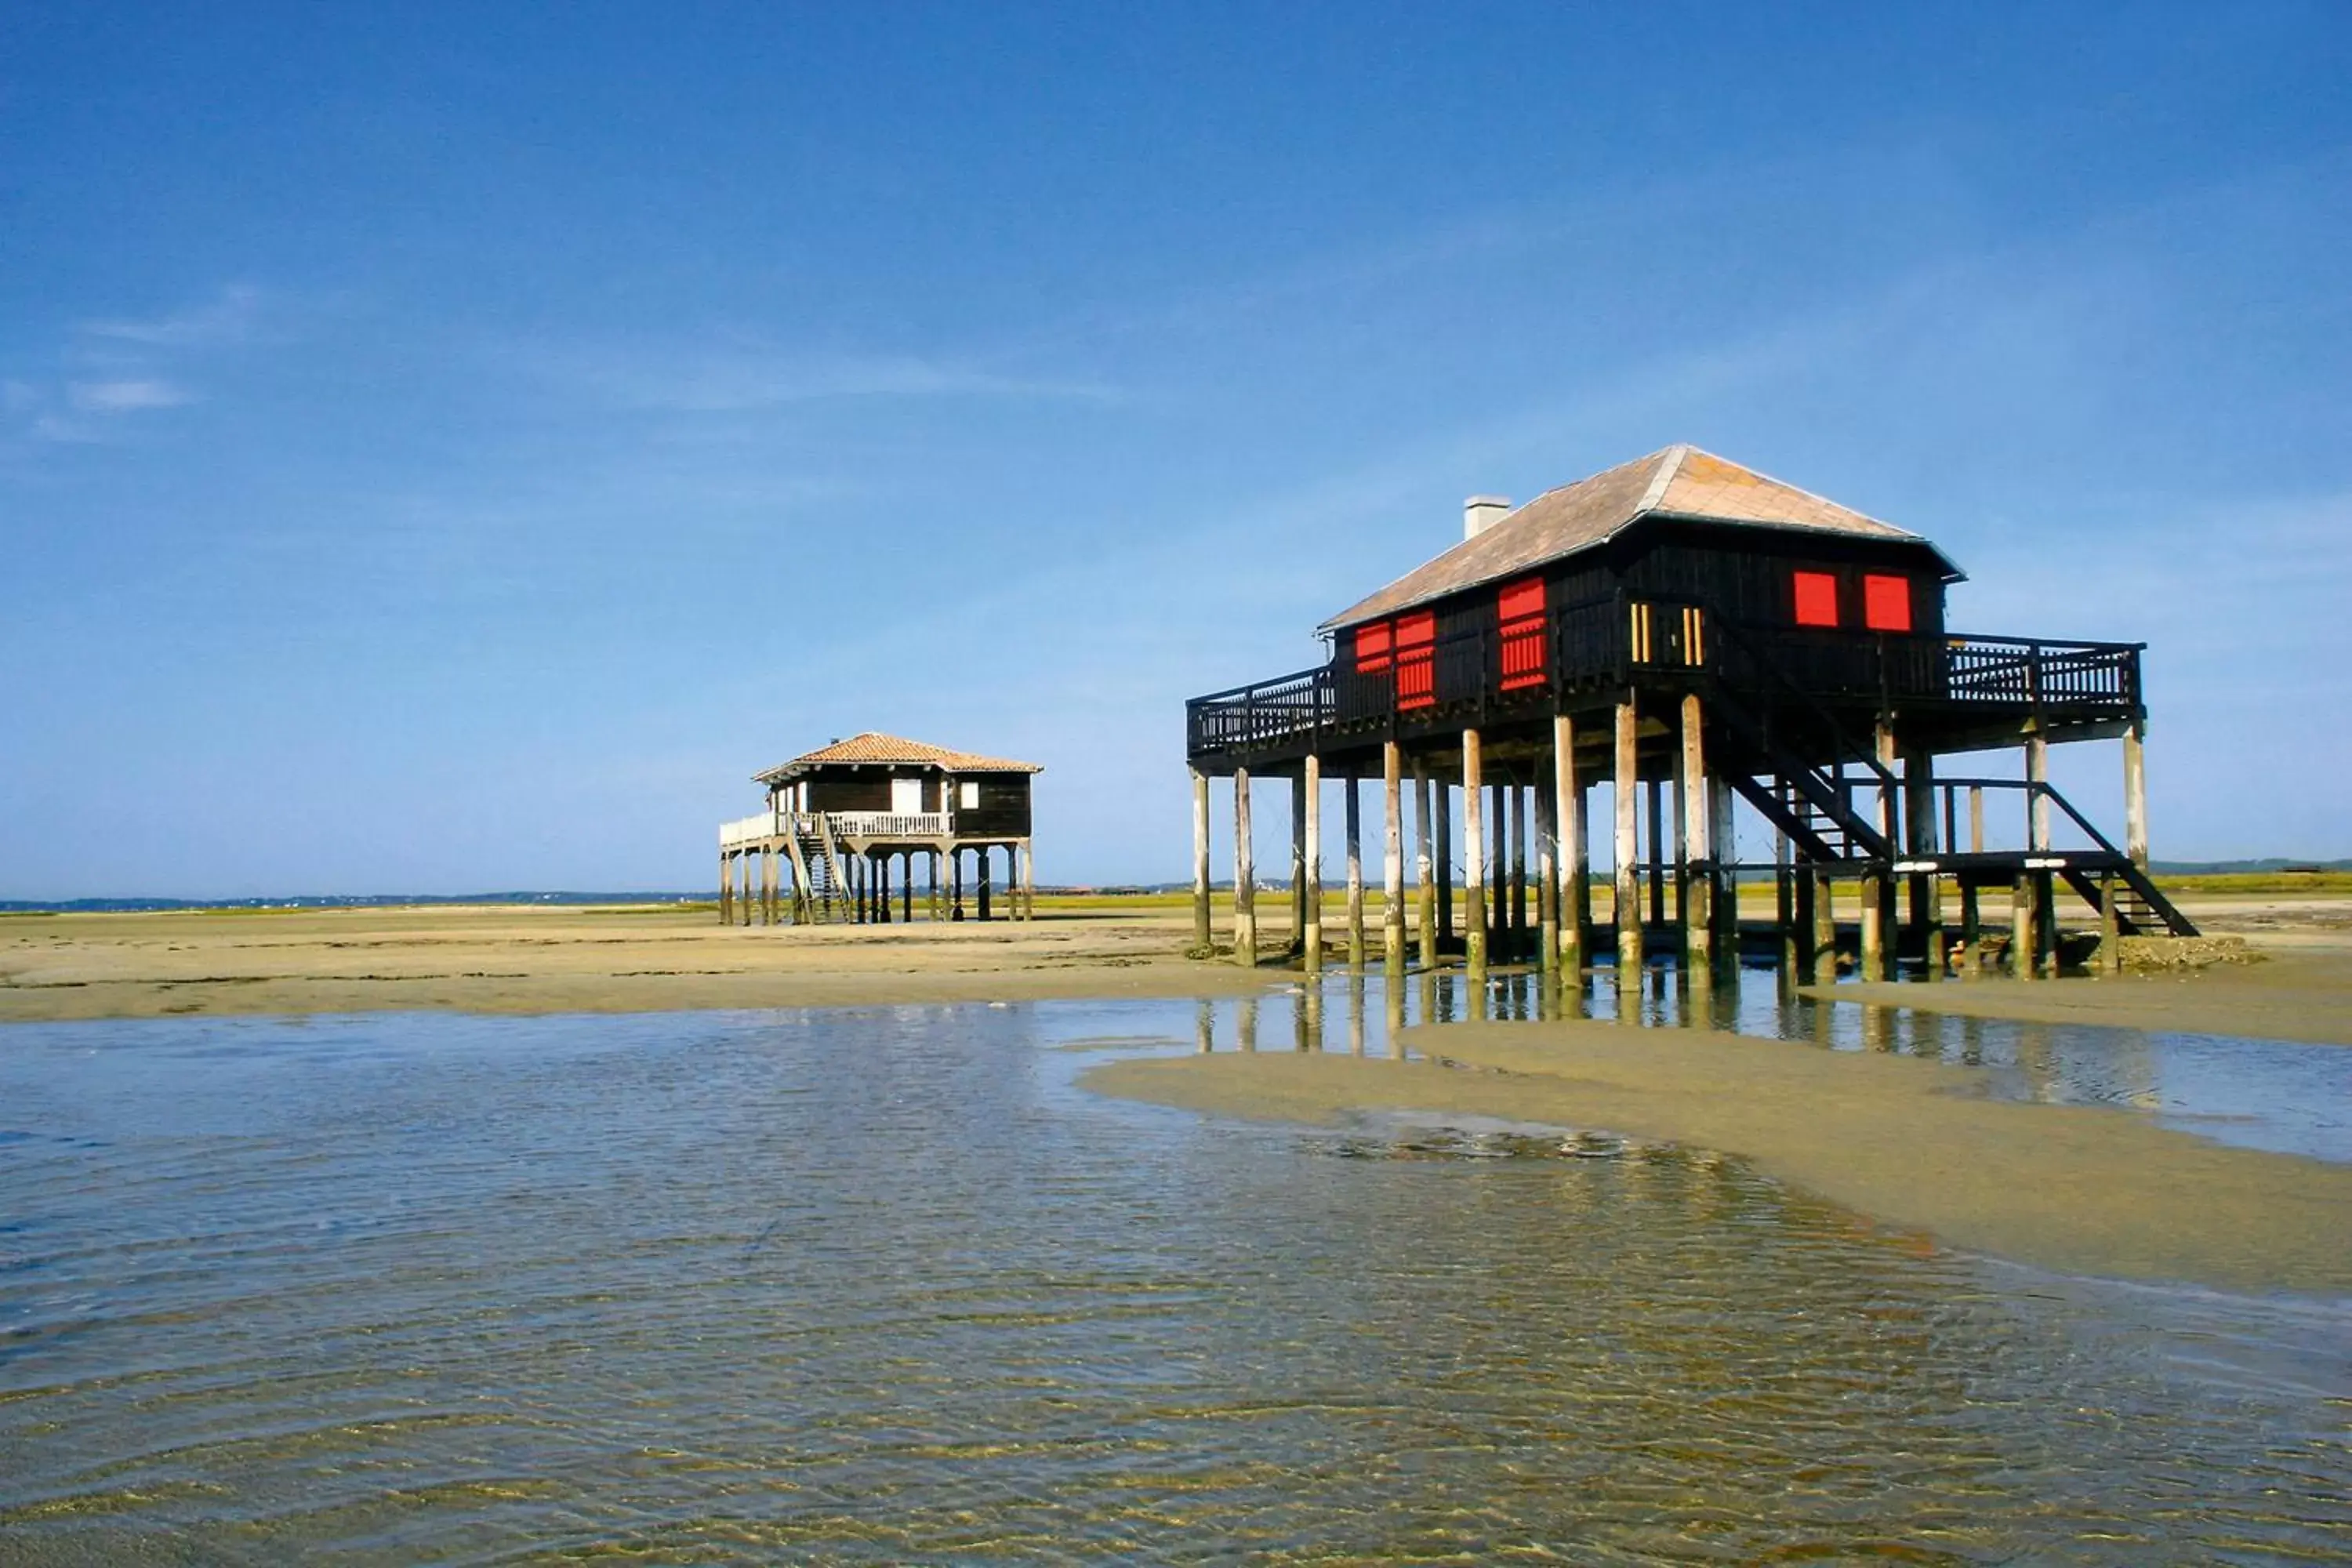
[1821,895,2352,1047]
[0,902,1266,1022]
[1086,1018,2352,1294]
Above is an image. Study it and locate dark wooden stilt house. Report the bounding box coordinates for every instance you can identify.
[1183,445,2191,980]
[717,732,1040,926]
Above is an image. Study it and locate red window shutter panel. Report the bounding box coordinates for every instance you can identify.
[1863,574,1912,633]
[1792,571,1840,628]
[1354,619,1392,674]
[1395,609,1437,709]
[1497,575,1546,690]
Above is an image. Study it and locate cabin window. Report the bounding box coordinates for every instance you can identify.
[1792,570,1840,628]
[1395,609,1437,709]
[958,781,979,810]
[1353,619,1392,675]
[1497,575,1545,690]
[1862,573,1912,633]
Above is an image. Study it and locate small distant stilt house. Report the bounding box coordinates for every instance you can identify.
[1184,445,2194,980]
[717,732,1040,925]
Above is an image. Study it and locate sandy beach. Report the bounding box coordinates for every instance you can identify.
[0,899,1276,1022]
[6,886,2350,1039]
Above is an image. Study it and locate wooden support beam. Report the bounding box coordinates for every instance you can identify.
[1302,754,1323,974]
[2123,721,2150,870]
[718,852,731,925]
[1536,754,1559,977]
[1191,768,1213,953]
[2099,870,2122,976]
[1021,840,1036,921]
[1436,779,1454,946]
[1289,775,1308,958]
[1959,880,1982,977]
[1646,779,1666,929]
[1810,869,1837,985]
[1554,713,1584,974]
[2010,874,2034,979]
[1681,692,1712,976]
[1382,742,1406,971]
[1614,698,1642,978]
[1344,772,1365,969]
[1414,769,1436,967]
[1904,747,1940,978]
[977,844,993,922]
[1509,779,1528,953]
[1711,777,1737,958]
[1462,729,1487,977]
[2026,731,2051,852]
[1233,768,1257,967]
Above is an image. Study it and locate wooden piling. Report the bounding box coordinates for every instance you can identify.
[1959,880,1982,977]
[1436,779,1454,946]
[1904,748,1941,978]
[1414,769,1436,967]
[2123,720,2149,870]
[1510,780,1529,955]
[1810,869,1837,985]
[1656,775,1675,931]
[2010,874,2034,979]
[718,853,731,925]
[1190,768,1212,953]
[2099,871,2122,976]
[1462,730,1487,976]
[1301,755,1323,974]
[1382,742,1406,970]
[1614,698,1642,978]
[1680,692,1711,975]
[1535,759,1559,977]
[1344,773,1365,969]
[1555,714,1584,972]
[1233,768,1256,965]
[1289,775,1308,959]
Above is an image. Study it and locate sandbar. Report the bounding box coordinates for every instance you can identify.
[1085,1018,2352,1294]
[0,902,1267,1022]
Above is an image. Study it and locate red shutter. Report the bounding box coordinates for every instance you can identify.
[1862,574,1912,632]
[1792,570,1839,628]
[1353,619,1392,674]
[1497,575,1546,690]
[1395,610,1436,709]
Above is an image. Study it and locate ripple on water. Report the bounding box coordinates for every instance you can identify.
[0,1000,2344,1563]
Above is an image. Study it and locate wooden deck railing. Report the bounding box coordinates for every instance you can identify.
[720,811,951,848]
[1185,597,2143,761]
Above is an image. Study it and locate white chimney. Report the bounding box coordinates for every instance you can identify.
[1464,495,1512,539]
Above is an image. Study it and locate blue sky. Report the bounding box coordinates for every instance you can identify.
[3,3,2347,896]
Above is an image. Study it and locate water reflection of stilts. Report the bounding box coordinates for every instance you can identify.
[1860,1001,1893,1053]
[1298,985,1321,1052]
[1387,975,1407,1059]
[1196,997,1214,1054]
[1958,1012,1985,1068]
[1238,996,1260,1053]
[1347,975,1367,1056]
[2016,1022,2056,1101]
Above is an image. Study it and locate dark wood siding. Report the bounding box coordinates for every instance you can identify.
[807,772,892,811]
[949,773,1032,837]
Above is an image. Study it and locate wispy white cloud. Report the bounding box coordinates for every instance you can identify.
[67,379,193,413]
[79,284,261,347]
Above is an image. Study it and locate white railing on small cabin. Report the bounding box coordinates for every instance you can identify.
[719,810,951,848]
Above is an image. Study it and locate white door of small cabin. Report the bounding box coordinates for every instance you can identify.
[891,776,924,817]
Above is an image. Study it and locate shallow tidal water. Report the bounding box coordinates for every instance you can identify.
[2,981,2348,1563]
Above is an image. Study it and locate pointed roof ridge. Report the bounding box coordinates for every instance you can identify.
[753,730,1043,785]
[1632,442,1690,514]
[1319,445,1949,631]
